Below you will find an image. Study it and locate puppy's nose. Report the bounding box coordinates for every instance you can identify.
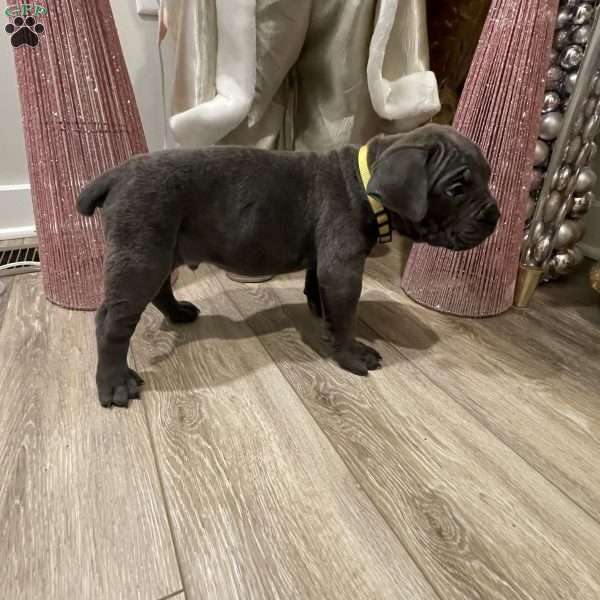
[479,203,500,225]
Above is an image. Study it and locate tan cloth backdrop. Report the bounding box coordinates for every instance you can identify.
[427,0,492,124]
[159,0,440,150]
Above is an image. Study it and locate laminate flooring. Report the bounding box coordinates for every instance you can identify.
[1,239,599,599]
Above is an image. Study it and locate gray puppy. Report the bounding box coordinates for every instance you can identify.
[77,123,499,407]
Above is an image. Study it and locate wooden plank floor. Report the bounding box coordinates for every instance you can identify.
[366,244,600,521]
[0,275,182,600]
[216,267,600,600]
[130,269,436,600]
[0,241,599,599]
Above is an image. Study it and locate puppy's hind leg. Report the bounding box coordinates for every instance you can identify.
[152,275,200,324]
[95,257,172,408]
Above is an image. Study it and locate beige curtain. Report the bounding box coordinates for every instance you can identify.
[159,0,439,151]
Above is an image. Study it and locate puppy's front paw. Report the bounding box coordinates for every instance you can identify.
[97,368,144,408]
[168,300,200,324]
[334,342,382,376]
[354,341,382,370]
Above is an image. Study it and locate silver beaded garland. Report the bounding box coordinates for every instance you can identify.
[568,191,594,217]
[585,95,597,116]
[555,219,586,248]
[547,247,583,276]
[573,112,585,133]
[563,0,585,7]
[575,165,597,192]
[534,139,550,165]
[572,24,592,45]
[534,234,553,263]
[565,135,582,162]
[554,28,572,50]
[573,3,594,24]
[575,141,593,167]
[523,0,598,280]
[543,191,564,222]
[547,65,565,91]
[542,90,562,112]
[557,8,573,28]
[564,71,579,94]
[560,45,585,69]
[556,165,573,190]
[539,111,564,139]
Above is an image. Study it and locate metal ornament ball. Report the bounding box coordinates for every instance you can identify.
[542,91,562,113]
[548,250,577,276]
[554,28,571,50]
[569,191,594,217]
[572,24,592,45]
[556,219,586,248]
[543,191,563,222]
[564,71,578,94]
[539,111,564,140]
[575,166,598,193]
[534,139,550,165]
[546,65,565,87]
[556,8,573,28]
[560,45,585,70]
[573,3,595,25]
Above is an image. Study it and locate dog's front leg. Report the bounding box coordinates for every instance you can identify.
[318,261,382,375]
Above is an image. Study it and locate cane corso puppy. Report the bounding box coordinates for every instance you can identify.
[77,123,499,407]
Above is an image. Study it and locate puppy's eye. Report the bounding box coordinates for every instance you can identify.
[446,182,465,197]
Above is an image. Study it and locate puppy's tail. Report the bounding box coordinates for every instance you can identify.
[76,167,121,216]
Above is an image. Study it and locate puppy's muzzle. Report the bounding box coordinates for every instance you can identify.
[453,199,500,251]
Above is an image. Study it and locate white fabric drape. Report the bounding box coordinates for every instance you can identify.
[159,0,440,150]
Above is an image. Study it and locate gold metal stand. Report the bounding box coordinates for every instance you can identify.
[513,265,544,308]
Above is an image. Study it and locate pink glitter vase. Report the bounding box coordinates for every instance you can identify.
[9,1,147,309]
[401,0,559,317]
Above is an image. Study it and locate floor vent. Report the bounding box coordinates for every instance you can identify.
[0,244,40,277]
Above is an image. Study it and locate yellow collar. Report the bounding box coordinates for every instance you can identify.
[358,145,392,244]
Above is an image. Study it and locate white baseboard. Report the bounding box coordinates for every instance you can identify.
[0,183,36,240]
[0,225,36,241]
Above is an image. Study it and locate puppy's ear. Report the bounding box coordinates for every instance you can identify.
[366,148,428,223]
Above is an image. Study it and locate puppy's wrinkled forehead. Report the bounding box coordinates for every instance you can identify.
[400,125,491,185]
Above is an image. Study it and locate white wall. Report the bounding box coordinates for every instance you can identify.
[0,24,33,239]
[0,1,163,240]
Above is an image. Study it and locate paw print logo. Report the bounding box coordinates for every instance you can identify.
[5,16,44,48]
